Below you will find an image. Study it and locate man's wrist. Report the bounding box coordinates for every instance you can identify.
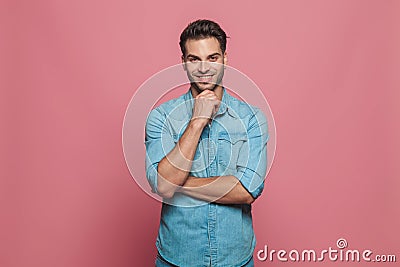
[189,118,207,130]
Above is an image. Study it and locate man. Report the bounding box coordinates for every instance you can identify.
[145,19,269,267]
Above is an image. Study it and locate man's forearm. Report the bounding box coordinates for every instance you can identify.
[157,120,204,198]
[178,175,255,204]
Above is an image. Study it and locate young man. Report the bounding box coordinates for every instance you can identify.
[145,19,269,267]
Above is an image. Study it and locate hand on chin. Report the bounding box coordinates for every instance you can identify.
[197,82,215,91]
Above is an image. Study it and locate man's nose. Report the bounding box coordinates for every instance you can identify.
[198,61,211,73]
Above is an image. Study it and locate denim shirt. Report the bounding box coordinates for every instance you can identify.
[145,87,269,267]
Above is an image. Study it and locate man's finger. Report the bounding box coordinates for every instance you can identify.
[198,89,212,95]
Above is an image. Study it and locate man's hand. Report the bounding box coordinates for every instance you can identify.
[192,90,220,127]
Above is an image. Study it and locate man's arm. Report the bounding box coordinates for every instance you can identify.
[156,90,219,198]
[178,175,255,204]
[156,120,204,198]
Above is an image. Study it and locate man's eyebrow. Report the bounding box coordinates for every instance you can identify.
[207,52,222,57]
[186,52,222,59]
[186,54,201,59]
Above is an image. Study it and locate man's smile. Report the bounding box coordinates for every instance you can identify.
[195,74,214,82]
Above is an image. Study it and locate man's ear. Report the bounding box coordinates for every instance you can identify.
[223,51,228,68]
[181,55,187,71]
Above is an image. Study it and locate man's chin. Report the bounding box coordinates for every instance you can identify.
[195,82,218,91]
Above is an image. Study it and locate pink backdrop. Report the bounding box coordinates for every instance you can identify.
[1,0,399,266]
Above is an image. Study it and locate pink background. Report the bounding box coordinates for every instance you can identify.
[1,0,399,266]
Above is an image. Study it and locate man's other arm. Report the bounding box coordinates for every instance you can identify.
[179,107,269,204]
[179,175,255,204]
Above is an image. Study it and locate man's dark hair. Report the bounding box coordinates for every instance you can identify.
[179,19,229,57]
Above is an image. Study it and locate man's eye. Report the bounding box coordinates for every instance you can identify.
[189,58,198,62]
[210,57,217,61]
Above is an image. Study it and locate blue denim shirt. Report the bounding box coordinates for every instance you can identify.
[145,87,269,266]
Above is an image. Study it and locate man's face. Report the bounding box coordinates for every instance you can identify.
[182,37,227,93]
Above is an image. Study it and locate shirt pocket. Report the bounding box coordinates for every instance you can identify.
[217,131,248,171]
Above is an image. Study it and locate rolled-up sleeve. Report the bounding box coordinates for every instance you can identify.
[144,108,175,194]
[234,108,269,199]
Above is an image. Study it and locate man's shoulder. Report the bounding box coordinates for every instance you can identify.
[146,91,189,121]
[226,92,264,119]
[158,92,187,111]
